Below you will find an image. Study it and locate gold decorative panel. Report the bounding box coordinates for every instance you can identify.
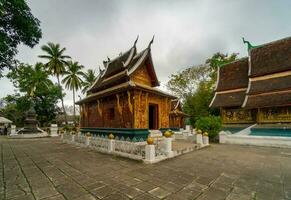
[222,108,256,124]
[258,107,291,123]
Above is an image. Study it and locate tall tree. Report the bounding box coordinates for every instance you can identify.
[167,64,210,101]
[167,52,238,125]
[7,63,52,96]
[206,52,238,84]
[0,0,42,76]
[38,42,71,124]
[5,63,62,126]
[62,61,84,123]
[82,69,96,94]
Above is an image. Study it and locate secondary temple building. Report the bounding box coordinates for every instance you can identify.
[210,36,291,124]
[76,38,186,139]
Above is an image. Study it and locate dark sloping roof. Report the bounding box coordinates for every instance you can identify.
[249,37,291,77]
[170,100,188,116]
[76,81,176,104]
[248,74,291,95]
[88,40,159,93]
[215,57,249,92]
[243,90,291,109]
[102,47,135,79]
[210,90,247,108]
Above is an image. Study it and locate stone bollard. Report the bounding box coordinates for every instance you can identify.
[108,133,115,152]
[71,134,75,143]
[186,125,191,133]
[10,125,17,135]
[163,130,174,157]
[60,133,64,140]
[85,133,91,146]
[219,131,227,143]
[196,130,203,145]
[145,137,155,163]
[50,124,58,137]
[203,132,209,146]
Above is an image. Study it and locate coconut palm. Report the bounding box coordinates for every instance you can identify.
[28,63,53,97]
[62,61,84,123]
[82,69,96,94]
[38,42,71,124]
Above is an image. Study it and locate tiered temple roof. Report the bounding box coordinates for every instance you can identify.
[210,36,291,109]
[209,57,249,108]
[77,37,175,104]
[243,37,291,108]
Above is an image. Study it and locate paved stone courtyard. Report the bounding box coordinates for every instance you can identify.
[1,137,291,200]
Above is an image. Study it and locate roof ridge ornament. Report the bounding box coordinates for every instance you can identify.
[134,35,139,46]
[242,37,256,51]
[148,35,155,48]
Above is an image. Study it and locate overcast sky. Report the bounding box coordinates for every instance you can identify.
[1,0,291,106]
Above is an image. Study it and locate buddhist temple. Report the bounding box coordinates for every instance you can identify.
[76,37,187,139]
[210,36,291,124]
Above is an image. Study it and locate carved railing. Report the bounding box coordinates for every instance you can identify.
[63,133,72,142]
[114,139,146,159]
[74,134,86,145]
[90,135,110,152]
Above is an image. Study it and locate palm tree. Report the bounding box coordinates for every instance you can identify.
[62,61,84,123]
[38,42,71,124]
[28,63,53,97]
[82,69,96,94]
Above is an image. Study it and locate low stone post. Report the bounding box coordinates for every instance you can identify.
[163,130,174,157]
[186,125,191,133]
[203,132,209,146]
[10,125,17,136]
[108,133,115,152]
[50,124,58,137]
[85,132,91,146]
[219,131,227,144]
[145,137,155,163]
[196,129,203,146]
[71,132,75,143]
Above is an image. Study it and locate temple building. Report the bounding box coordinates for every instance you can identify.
[76,38,187,139]
[210,36,291,124]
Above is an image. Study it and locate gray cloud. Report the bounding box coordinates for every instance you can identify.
[1,0,291,106]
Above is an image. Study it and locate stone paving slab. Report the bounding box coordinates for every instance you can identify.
[1,137,291,200]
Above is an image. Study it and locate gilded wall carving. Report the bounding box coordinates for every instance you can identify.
[259,107,291,123]
[222,108,255,124]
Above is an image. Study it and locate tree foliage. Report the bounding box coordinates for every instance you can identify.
[4,63,62,126]
[167,64,210,101]
[62,61,84,122]
[82,69,96,94]
[39,42,71,124]
[195,116,222,140]
[0,0,42,76]
[167,52,238,127]
[7,63,52,96]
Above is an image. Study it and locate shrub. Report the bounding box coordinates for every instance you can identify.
[195,116,222,140]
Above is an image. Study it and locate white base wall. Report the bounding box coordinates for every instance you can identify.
[219,132,291,148]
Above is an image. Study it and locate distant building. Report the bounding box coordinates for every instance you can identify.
[76,38,187,138]
[210,37,291,124]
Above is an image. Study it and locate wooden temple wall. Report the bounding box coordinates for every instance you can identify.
[169,116,184,128]
[131,64,152,87]
[80,92,133,128]
[133,90,171,129]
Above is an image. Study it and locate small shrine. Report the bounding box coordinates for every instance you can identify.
[76,37,187,139]
[210,36,291,124]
